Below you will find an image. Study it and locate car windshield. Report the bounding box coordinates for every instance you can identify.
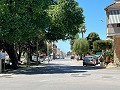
[94,55,100,58]
[84,56,93,60]
[93,56,97,59]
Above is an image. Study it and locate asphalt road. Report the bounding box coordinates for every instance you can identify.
[0,59,120,90]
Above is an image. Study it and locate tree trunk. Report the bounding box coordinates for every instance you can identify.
[27,51,30,67]
[18,52,21,62]
[29,44,33,62]
[82,32,84,38]
[17,45,22,61]
[80,54,82,60]
[53,53,56,59]
[3,42,18,69]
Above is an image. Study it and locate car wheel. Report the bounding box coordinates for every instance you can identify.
[83,62,85,66]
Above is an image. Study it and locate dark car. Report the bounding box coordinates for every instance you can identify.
[83,56,97,66]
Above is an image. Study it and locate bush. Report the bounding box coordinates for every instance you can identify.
[93,40,112,51]
[73,38,89,55]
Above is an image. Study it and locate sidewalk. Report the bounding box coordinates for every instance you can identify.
[106,63,117,68]
[0,73,12,77]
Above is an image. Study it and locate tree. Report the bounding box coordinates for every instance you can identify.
[79,24,86,38]
[70,24,86,51]
[73,38,89,59]
[46,0,84,41]
[0,0,85,68]
[93,40,112,51]
[70,34,79,51]
[86,32,100,50]
[0,0,53,43]
[0,0,54,69]
[93,40,113,64]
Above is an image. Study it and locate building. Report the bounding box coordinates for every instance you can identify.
[56,48,66,59]
[105,0,120,66]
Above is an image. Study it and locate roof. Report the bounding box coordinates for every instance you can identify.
[105,1,120,11]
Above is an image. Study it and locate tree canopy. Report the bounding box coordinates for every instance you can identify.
[46,0,84,41]
[70,34,79,51]
[0,0,84,42]
[86,32,100,50]
[0,0,54,43]
[73,38,89,55]
[79,24,86,38]
[0,0,85,68]
[93,40,112,51]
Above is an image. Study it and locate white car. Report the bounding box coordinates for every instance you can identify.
[83,56,97,66]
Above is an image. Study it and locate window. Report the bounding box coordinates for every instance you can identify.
[109,10,120,15]
[107,24,116,28]
[117,23,120,27]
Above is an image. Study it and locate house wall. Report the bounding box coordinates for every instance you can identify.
[107,25,120,36]
[114,36,120,66]
[105,1,120,66]
[106,4,120,37]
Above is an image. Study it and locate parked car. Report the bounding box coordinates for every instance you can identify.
[32,54,38,61]
[93,55,100,64]
[83,56,97,66]
[70,55,75,59]
[32,54,45,62]
[44,56,49,61]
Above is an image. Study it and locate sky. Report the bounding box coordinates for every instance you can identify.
[56,0,114,53]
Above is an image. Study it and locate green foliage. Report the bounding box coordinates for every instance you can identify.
[86,32,100,50]
[93,40,112,51]
[46,0,84,41]
[70,34,79,51]
[0,0,53,43]
[0,0,85,68]
[0,0,84,42]
[105,49,114,59]
[79,24,86,38]
[73,38,89,55]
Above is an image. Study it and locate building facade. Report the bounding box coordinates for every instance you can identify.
[105,0,120,66]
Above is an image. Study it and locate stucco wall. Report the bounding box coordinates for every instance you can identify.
[107,27,120,36]
[114,36,120,66]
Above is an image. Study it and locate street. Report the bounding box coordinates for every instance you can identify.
[0,59,120,90]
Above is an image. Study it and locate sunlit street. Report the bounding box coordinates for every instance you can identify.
[0,59,120,90]
[1,0,120,90]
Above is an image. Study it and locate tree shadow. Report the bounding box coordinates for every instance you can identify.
[6,63,103,75]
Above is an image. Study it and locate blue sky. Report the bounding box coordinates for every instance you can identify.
[56,0,114,53]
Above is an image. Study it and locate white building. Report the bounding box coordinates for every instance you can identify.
[105,0,120,66]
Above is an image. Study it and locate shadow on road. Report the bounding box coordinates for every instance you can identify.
[7,63,103,75]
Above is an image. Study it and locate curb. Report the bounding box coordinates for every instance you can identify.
[0,74,12,77]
